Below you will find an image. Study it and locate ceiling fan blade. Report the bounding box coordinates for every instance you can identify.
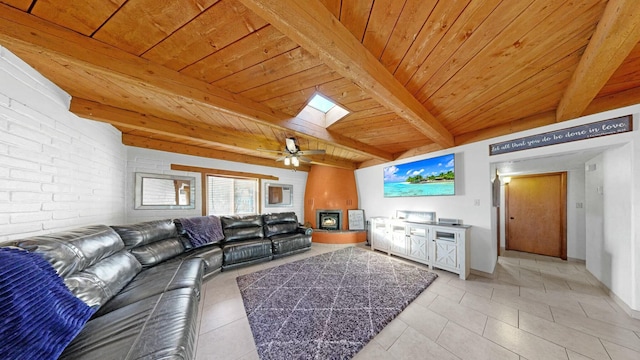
[275,155,288,161]
[285,137,299,153]
[299,150,326,155]
[299,156,312,163]
[257,148,286,154]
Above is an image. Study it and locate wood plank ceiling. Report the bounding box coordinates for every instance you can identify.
[1,0,639,171]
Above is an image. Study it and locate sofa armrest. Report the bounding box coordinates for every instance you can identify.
[298,226,313,236]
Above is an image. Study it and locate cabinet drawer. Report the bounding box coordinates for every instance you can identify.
[435,230,456,242]
[408,226,427,237]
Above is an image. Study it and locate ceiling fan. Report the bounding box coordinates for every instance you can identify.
[259,137,325,167]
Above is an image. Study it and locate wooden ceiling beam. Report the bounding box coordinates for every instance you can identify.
[170,164,280,181]
[0,4,393,162]
[70,98,283,152]
[122,134,313,172]
[556,0,640,121]
[307,156,358,170]
[73,98,358,169]
[238,0,455,148]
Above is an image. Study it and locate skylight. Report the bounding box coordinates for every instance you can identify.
[297,93,349,128]
[307,94,336,113]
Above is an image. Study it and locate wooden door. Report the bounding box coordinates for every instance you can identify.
[506,173,567,259]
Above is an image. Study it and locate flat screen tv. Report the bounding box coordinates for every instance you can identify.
[383,153,455,197]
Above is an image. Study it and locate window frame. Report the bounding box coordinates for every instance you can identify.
[204,174,260,216]
[168,164,279,216]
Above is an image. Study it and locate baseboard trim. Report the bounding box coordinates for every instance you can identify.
[587,270,640,320]
[603,288,640,320]
[470,268,496,279]
[609,292,640,320]
[566,256,586,264]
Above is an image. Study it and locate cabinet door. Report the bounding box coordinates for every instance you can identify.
[409,236,428,261]
[390,224,407,255]
[432,228,458,271]
[433,239,458,269]
[371,221,389,251]
[407,225,429,263]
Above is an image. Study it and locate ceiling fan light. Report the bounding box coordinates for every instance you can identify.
[284,157,291,166]
[292,157,300,167]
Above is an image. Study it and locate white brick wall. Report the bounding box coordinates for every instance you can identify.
[0,46,126,241]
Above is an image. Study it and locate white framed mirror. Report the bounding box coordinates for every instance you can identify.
[264,183,293,207]
[135,172,196,210]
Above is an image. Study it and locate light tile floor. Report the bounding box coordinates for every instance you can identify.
[194,244,640,360]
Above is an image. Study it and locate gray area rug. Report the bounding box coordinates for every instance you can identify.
[236,247,438,360]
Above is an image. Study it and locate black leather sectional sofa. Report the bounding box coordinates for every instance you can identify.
[0,212,311,359]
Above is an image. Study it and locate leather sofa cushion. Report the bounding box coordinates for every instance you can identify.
[129,237,186,267]
[111,219,178,249]
[223,226,264,243]
[263,212,298,225]
[270,233,312,255]
[64,251,141,308]
[264,222,299,238]
[94,258,204,316]
[181,244,223,276]
[60,288,199,360]
[222,239,272,266]
[221,215,265,243]
[221,214,263,229]
[6,225,124,278]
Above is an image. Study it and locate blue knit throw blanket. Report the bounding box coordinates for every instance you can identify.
[0,247,95,360]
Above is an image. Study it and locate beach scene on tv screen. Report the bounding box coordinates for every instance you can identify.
[383,154,455,197]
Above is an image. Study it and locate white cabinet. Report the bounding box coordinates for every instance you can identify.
[369,220,431,266]
[369,218,471,279]
[430,226,470,279]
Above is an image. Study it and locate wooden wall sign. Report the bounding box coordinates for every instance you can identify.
[489,115,632,156]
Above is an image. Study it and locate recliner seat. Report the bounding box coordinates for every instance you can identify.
[263,212,312,259]
[220,214,273,270]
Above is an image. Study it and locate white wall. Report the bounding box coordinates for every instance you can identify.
[356,105,640,312]
[124,147,308,224]
[586,145,634,309]
[585,154,605,280]
[0,46,126,241]
[567,169,587,260]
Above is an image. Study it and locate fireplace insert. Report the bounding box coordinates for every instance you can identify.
[316,209,342,230]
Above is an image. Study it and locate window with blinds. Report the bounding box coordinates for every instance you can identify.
[206,175,258,216]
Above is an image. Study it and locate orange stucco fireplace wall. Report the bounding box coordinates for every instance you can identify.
[304,165,365,244]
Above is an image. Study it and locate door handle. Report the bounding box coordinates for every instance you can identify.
[510,217,515,219]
